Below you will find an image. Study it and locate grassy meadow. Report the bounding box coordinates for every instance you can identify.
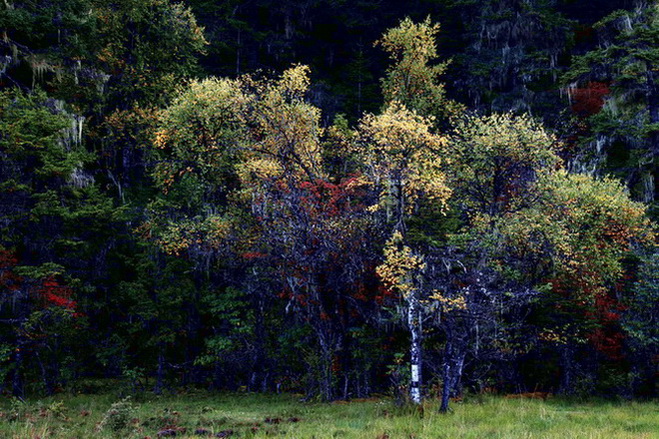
[0,390,657,439]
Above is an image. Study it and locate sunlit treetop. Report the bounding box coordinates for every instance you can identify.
[480,171,655,295]
[146,65,326,256]
[356,101,451,217]
[447,112,561,216]
[377,17,463,120]
[237,64,324,185]
[152,77,246,192]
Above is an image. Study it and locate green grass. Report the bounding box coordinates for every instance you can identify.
[0,390,657,439]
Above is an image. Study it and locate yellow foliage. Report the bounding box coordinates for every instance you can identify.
[376,17,463,119]
[376,231,426,299]
[239,65,325,186]
[429,291,467,312]
[356,101,451,216]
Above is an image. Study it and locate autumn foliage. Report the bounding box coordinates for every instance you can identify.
[570,82,610,117]
[1,1,657,403]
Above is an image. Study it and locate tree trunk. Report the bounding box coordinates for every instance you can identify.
[408,290,422,405]
[439,359,451,412]
[439,340,454,413]
[212,359,223,390]
[318,334,334,401]
[154,344,165,395]
[185,270,204,386]
[12,337,24,398]
[440,342,465,413]
[35,351,54,395]
[250,285,267,392]
[648,74,658,201]
[559,344,574,395]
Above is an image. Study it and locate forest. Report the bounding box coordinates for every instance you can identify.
[0,0,658,419]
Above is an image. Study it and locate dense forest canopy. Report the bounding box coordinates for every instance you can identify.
[0,0,657,408]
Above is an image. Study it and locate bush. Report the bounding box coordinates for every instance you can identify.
[98,397,137,433]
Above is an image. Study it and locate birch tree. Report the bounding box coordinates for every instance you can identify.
[356,101,450,405]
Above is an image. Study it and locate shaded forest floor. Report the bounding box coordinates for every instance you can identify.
[0,389,657,438]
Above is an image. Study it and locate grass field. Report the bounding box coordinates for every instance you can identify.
[0,390,657,439]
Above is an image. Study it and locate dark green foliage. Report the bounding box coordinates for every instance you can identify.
[563,2,659,212]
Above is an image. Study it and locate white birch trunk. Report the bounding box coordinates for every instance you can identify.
[408,290,422,404]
